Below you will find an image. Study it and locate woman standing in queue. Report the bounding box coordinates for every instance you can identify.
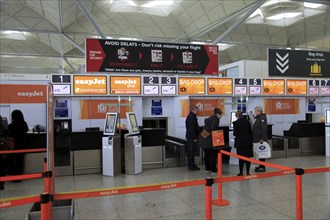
[7,110,29,180]
[233,110,254,176]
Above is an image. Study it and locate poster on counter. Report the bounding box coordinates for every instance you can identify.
[86,39,218,74]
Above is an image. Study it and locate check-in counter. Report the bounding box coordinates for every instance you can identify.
[71,131,103,175]
[24,133,47,173]
[140,128,166,169]
[284,122,325,156]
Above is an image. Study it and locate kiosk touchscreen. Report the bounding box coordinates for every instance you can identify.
[102,112,121,176]
[124,112,142,175]
[229,110,237,131]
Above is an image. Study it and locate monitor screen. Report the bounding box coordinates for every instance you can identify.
[126,112,140,134]
[326,108,330,126]
[229,110,237,130]
[103,113,118,136]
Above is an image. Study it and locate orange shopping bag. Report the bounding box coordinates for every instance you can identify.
[212,130,224,147]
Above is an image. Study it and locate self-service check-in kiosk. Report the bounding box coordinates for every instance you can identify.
[325,108,330,157]
[102,113,121,176]
[124,112,142,175]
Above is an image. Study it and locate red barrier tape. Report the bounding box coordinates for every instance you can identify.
[54,179,205,200]
[0,173,43,182]
[0,148,46,154]
[220,150,293,171]
[214,169,295,183]
[0,196,40,208]
[304,167,330,174]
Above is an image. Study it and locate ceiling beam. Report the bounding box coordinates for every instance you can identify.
[63,33,85,54]
[75,0,106,39]
[212,0,266,45]
[291,0,330,5]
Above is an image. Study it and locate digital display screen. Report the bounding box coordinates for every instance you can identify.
[234,86,247,95]
[229,110,237,130]
[53,84,71,95]
[73,75,107,95]
[286,80,307,95]
[178,77,205,95]
[126,112,139,134]
[263,79,285,95]
[309,87,319,95]
[110,76,141,95]
[143,85,159,95]
[104,113,118,135]
[55,108,69,118]
[326,109,330,126]
[249,86,261,95]
[320,87,330,95]
[161,85,176,95]
[207,78,233,95]
[55,100,68,108]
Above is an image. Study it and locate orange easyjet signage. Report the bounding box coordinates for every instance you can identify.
[0,84,47,103]
[80,100,135,119]
[178,77,205,95]
[286,80,307,95]
[189,99,225,117]
[263,79,285,95]
[207,78,232,95]
[110,76,141,95]
[73,75,107,95]
[264,99,300,115]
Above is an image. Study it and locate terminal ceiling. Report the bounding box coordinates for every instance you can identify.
[0,0,329,75]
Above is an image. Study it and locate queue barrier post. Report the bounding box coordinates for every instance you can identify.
[295,168,304,220]
[212,151,230,206]
[40,192,52,220]
[205,177,214,220]
[44,171,52,198]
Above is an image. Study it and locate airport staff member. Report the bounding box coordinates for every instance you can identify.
[185,106,200,171]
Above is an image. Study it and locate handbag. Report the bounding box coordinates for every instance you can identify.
[212,130,224,147]
[253,142,271,159]
[200,129,211,138]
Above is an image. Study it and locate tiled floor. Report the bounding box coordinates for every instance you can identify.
[1,155,329,219]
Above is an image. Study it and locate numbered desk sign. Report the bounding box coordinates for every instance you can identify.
[212,130,225,147]
[253,142,271,159]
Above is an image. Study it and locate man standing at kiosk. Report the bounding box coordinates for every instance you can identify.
[185,106,200,171]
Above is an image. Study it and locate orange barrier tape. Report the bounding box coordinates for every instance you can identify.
[55,179,205,200]
[0,196,40,208]
[304,167,330,174]
[220,150,293,171]
[214,169,295,183]
[0,173,43,182]
[0,148,46,154]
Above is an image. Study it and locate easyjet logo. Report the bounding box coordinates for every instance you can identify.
[114,79,137,85]
[75,78,106,85]
[17,91,44,97]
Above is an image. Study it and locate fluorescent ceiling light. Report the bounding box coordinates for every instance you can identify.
[267,12,301,20]
[217,43,234,51]
[304,2,322,8]
[190,41,206,45]
[1,31,27,40]
[142,0,174,8]
[119,37,140,41]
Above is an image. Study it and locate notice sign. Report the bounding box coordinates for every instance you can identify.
[178,77,205,95]
[263,79,285,95]
[268,49,330,78]
[73,75,107,95]
[110,76,141,95]
[86,39,218,74]
[286,80,307,95]
[207,78,233,95]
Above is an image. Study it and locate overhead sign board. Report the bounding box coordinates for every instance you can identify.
[207,78,233,95]
[178,77,205,95]
[268,49,330,78]
[263,79,285,95]
[110,76,141,95]
[73,75,107,95]
[86,39,218,74]
[286,79,307,95]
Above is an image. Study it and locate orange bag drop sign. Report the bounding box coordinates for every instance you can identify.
[212,130,224,147]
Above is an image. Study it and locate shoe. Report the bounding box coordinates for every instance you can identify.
[254,167,266,172]
[188,167,200,171]
[205,169,211,173]
[193,166,200,170]
[237,173,243,176]
[210,170,218,174]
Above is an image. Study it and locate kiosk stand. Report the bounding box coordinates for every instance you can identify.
[228,110,239,165]
[325,108,330,157]
[102,113,121,176]
[124,112,142,175]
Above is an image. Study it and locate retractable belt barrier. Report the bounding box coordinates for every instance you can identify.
[1,148,329,220]
[0,148,47,154]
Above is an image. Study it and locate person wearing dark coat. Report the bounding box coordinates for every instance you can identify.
[0,115,9,189]
[252,106,268,172]
[199,108,222,174]
[7,110,29,179]
[233,110,254,176]
[185,106,200,170]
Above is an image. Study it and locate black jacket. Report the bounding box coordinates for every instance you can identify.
[7,121,28,149]
[252,113,268,143]
[199,115,219,149]
[185,111,199,140]
[233,118,253,148]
